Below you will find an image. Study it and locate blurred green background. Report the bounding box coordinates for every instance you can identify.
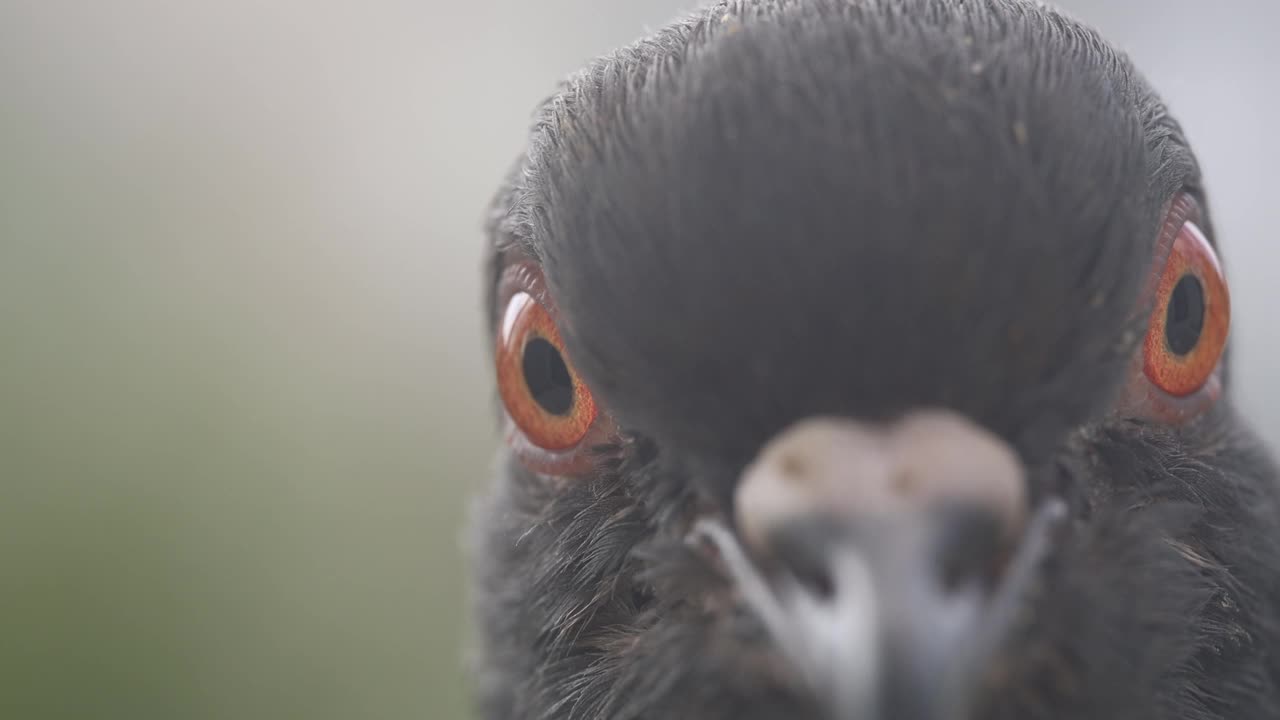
[2,1,1276,718]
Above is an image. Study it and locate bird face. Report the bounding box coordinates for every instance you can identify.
[471,2,1280,719]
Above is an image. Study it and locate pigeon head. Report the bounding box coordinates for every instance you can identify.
[471,1,1280,718]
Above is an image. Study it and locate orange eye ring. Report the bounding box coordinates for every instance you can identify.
[1141,215,1230,398]
[496,288,598,453]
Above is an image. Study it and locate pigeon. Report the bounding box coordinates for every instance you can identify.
[469,1,1280,718]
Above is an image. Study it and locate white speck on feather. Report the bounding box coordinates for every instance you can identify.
[1013,120,1030,146]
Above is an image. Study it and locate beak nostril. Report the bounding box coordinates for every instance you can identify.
[769,521,845,601]
[936,506,1006,592]
[778,452,807,481]
[735,413,1028,618]
[892,468,918,497]
[794,562,837,601]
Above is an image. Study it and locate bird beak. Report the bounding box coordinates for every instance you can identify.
[689,412,1065,720]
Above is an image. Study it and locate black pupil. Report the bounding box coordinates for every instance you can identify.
[522,337,574,415]
[1165,274,1205,356]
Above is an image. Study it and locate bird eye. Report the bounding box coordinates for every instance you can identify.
[492,260,611,477]
[1141,213,1229,398]
[496,290,598,452]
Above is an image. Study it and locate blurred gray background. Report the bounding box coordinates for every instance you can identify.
[1,1,1275,718]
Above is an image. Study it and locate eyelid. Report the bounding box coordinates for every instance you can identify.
[504,414,621,477]
[497,259,556,321]
[1141,193,1199,302]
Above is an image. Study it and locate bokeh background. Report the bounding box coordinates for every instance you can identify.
[2,1,1276,718]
